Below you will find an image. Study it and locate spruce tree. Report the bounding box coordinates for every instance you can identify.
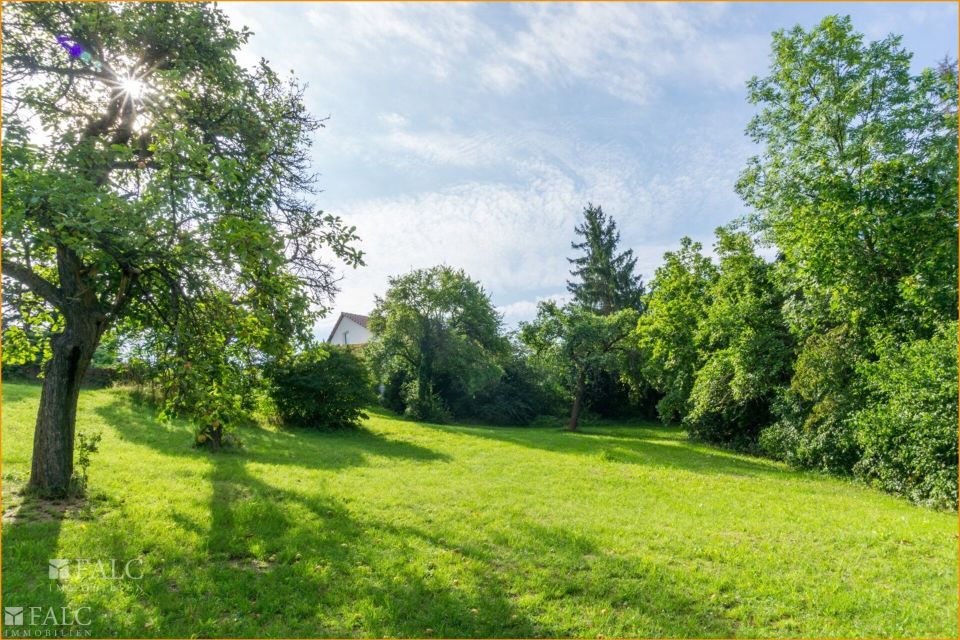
[567,204,644,314]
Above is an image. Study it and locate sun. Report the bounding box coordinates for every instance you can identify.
[120,76,146,101]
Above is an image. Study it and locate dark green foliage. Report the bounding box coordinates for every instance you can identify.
[759,326,864,473]
[684,230,793,450]
[367,266,505,423]
[521,302,639,430]
[567,204,645,315]
[467,365,542,426]
[266,346,375,430]
[464,344,560,426]
[852,322,958,509]
[582,369,651,419]
[380,369,411,414]
[562,203,647,421]
[730,15,957,505]
[635,237,717,423]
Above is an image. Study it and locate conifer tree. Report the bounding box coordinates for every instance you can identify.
[567,204,644,314]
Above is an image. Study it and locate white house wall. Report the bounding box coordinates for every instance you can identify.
[329,317,371,345]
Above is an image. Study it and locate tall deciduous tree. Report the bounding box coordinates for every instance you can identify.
[736,15,957,476]
[2,3,362,495]
[685,229,793,448]
[635,237,717,423]
[367,266,505,422]
[738,15,957,338]
[520,302,638,431]
[567,204,644,315]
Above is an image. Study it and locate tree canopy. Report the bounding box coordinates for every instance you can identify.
[521,302,638,431]
[2,2,362,493]
[737,15,957,339]
[367,266,505,422]
[635,237,717,423]
[684,229,793,447]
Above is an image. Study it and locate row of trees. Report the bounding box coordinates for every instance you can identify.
[3,7,955,509]
[362,17,957,508]
[362,204,647,430]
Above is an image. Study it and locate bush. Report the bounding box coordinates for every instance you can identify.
[759,326,863,474]
[469,361,548,426]
[266,346,375,429]
[759,394,860,473]
[400,380,453,424]
[852,322,958,509]
[685,353,771,451]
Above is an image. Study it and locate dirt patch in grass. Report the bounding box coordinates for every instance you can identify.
[2,478,112,524]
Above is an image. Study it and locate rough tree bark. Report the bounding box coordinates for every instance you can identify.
[25,245,126,496]
[29,312,104,495]
[567,369,586,432]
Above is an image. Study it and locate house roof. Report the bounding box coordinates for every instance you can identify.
[326,312,370,343]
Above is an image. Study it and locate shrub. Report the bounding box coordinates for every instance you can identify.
[400,380,453,424]
[852,322,958,509]
[71,431,102,495]
[760,326,863,474]
[469,360,549,426]
[760,394,860,473]
[266,346,375,429]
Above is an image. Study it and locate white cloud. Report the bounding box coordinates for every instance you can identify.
[304,3,497,80]
[498,293,572,327]
[478,3,761,103]
[277,2,764,105]
[213,2,771,337]
[378,112,409,129]
[380,130,503,167]
[319,119,747,330]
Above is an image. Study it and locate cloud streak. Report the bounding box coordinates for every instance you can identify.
[216,2,957,340]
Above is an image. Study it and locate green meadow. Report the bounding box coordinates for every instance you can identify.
[2,381,956,638]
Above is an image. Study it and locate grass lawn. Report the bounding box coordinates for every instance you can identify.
[1,381,956,637]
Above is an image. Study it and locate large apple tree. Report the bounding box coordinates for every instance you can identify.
[2,2,362,495]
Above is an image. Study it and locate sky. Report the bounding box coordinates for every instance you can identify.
[216,1,958,339]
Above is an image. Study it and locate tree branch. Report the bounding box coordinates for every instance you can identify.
[1,258,63,308]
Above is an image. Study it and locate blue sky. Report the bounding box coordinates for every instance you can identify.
[217,1,958,338]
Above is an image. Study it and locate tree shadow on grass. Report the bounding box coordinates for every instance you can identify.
[82,394,563,636]
[1,383,117,635]
[95,394,450,474]
[204,458,550,637]
[83,394,738,636]
[2,496,72,634]
[375,517,738,637]
[69,441,547,637]
[408,417,789,481]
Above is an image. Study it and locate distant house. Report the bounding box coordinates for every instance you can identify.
[326,312,371,346]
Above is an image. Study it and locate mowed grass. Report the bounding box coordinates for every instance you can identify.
[1,381,956,638]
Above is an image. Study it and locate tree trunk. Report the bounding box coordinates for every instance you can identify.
[28,314,102,496]
[417,323,434,408]
[567,370,586,432]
